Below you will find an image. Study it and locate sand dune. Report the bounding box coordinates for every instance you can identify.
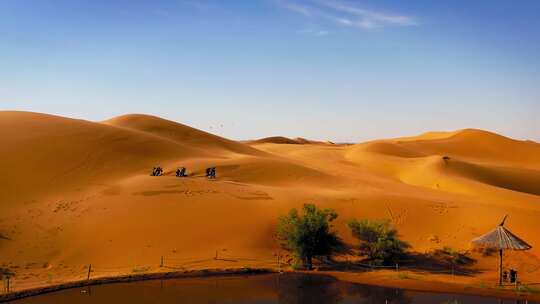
[353,129,540,165]
[0,112,207,208]
[1,112,540,294]
[249,136,302,145]
[393,129,540,167]
[355,141,427,158]
[439,158,540,196]
[346,129,540,199]
[103,114,264,156]
[0,112,280,208]
[248,136,330,145]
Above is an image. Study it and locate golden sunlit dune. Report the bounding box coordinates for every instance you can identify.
[1,111,540,298]
[392,129,540,167]
[438,158,540,196]
[248,136,330,145]
[0,111,210,209]
[103,114,264,156]
[249,136,303,144]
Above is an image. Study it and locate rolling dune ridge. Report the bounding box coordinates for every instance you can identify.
[1,111,539,295]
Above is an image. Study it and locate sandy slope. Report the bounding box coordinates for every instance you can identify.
[1,111,540,295]
[370,129,540,168]
[246,136,329,145]
[103,114,264,157]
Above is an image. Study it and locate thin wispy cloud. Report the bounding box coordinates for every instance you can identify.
[276,0,418,29]
[318,0,417,27]
[278,0,314,16]
[298,28,330,36]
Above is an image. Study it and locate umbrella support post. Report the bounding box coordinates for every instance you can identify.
[499,249,503,286]
[471,217,532,287]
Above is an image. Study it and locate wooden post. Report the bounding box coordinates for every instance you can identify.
[160,256,164,268]
[499,249,503,286]
[87,264,92,281]
[6,277,9,293]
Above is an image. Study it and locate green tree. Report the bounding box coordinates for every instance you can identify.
[348,219,409,265]
[276,204,342,269]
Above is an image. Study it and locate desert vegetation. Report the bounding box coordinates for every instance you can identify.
[348,219,410,266]
[277,205,413,268]
[1,112,539,299]
[276,204,343,269]
[275,206,478,273]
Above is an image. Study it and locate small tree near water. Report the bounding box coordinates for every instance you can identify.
[348,219,410,265]
[276,204,342,269]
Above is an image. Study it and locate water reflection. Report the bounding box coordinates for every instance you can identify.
[346,283,412,304]
[275,274,415,304]
[9,273,538,304]
[276,273,343,304]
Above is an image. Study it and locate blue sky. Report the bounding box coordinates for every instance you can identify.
[1,0,539,142]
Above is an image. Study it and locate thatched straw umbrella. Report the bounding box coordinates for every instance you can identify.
[472,215,532,285]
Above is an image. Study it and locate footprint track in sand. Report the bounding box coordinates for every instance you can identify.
[429,201,458,216]
[227,192,274,201]
[133,189,219,197]
[52,201,79,213]
[386,203,408,226]
[225,188,274,201]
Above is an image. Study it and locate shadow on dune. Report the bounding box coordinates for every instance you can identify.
[314,248,479,277]
[442,159,540,196]
[398,251,479,276]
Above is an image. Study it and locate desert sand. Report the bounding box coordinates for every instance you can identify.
[1,111,540,298]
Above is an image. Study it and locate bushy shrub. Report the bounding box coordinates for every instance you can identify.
[348,219,409,265]
[276,203,343,269]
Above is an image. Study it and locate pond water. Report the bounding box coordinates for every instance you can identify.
[10,273,536,303]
